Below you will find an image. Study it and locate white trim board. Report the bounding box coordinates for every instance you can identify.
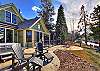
[30,17,41,28]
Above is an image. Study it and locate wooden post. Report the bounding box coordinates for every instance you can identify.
[49,34,50,46]
[23,30,26,47]
[13,29,14,43]
[32,30,35,47]
[42,33,44,46]
[5,28,6,43]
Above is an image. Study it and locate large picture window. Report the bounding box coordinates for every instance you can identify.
[0,28,5,43]
[6,11,11,23]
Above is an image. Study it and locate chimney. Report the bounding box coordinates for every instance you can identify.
[19,9,20,13]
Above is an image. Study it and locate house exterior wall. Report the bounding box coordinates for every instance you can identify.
[0,10,5,22]
[18,30,23,44]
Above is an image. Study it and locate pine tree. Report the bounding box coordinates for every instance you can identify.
[78,5,88,45]
[90,5,100,47]
[39,0,55,32]
[55,5,68,44]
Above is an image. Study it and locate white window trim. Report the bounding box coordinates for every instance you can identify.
[5,28,6,43]
[5,10,17,25]
[0,27,6,43]
[5,10,11,23]
[12,13,17,24]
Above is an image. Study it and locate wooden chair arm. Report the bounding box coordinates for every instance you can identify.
[24,53,34,56]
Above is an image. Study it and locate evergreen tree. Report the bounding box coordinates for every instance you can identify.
[55,5,68,44]
[39,0,55,32]
[90,5,100,47]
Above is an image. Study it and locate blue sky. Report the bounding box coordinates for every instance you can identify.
[0,0,60,19]
[0,0,44,19]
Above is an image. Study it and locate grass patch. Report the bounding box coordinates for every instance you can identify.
[85,48,100,70]
[68,50,93,64]
[67,43,100,70]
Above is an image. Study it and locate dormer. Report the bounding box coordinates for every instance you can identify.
[0,3,24,25]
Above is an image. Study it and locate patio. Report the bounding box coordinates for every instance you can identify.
[0,44,98,71]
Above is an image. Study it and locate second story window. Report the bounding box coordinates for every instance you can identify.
[6,11,11,23]
[12,13,16,24]
[5,11,17,24]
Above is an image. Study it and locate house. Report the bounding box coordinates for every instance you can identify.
[0,3,24,43]
[0,3,50,48]
[18,17,50,47]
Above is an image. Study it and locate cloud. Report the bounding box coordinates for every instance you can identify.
[32,6,41,11]
[55,0,100,32]
[52,8,58,24]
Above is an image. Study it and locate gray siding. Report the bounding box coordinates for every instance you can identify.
[0,10,5,22]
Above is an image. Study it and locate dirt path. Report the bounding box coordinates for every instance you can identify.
[54,50,97,71]
[41,45,85,71]
[43,45,97,71]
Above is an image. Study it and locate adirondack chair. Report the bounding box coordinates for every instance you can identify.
[11,43,43,71]
[35,42,54,63]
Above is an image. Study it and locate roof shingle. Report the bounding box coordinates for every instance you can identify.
[18,17,40,29]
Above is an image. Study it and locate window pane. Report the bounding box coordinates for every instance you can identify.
[40,32,42,41]
[26,30,32,42]
[6,11,11,23]
[37,32,39,42]
[0,28,5,43]
[12,14,16,24]
[6,29,13,43]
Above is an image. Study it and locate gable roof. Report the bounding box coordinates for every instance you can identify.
[18,17,40,29]
[18,17,50,34]
[0,3,24,21]
[30,17,50,34]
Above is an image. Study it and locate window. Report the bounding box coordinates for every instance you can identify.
[37,32,39,42]
[6,29,13,43]
[38,25,40,30]
[26,30,32,42]
[0,28,5,43]
[6,11,17,24]
[6,11,11,23]
[40,32,42,41]
[12,13,16,24]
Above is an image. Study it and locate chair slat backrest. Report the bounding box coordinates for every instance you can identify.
[11,43,24,60]
[36,42,43,52]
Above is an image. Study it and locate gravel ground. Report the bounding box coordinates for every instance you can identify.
[54,50,97,71]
